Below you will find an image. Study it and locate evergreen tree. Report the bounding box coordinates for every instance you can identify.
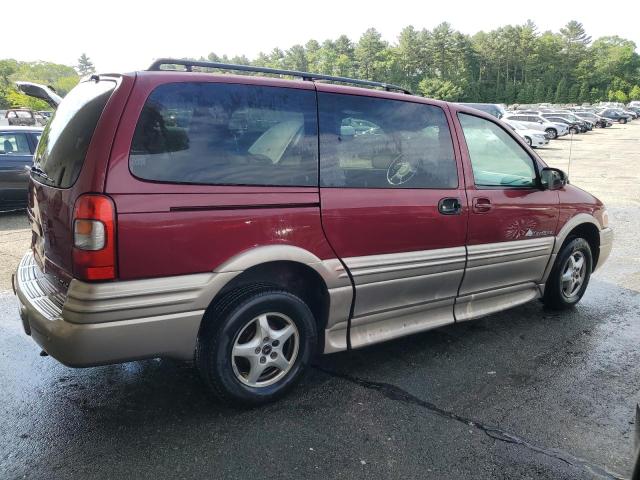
[76,53,95,75]
[554,78,568,103]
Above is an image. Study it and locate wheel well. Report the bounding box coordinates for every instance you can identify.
[563,223,600,269]
[211,261,330,346]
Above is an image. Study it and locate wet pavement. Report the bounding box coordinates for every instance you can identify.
[0,124,639,479]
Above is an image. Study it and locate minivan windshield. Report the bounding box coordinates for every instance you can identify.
[33,79,116,188]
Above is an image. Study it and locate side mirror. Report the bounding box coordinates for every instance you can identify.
[540,167,567,190]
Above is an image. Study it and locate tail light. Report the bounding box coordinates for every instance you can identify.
[73,194,116,281]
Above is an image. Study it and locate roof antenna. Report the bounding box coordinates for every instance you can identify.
[566,129,574,180]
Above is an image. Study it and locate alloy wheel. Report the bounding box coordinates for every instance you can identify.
[561,251,586,299]
[231,312,299,387]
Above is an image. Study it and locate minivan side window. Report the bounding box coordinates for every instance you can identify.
[319,93,458,189]
[130,83,318,187]
[458,113,537,188]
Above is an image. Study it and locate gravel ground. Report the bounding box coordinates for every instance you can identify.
[0,122,638,479]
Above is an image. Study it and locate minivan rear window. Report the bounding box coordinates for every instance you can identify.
[33,79,116,188]
[129,83,318,187]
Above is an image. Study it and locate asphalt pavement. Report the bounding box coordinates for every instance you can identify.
[0,123,639,479]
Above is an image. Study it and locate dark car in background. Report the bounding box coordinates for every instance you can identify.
[599,108,633,124]
[541,115,583,134]
[573,111,611,128]
[457,103,506,119]
[0,126,42,211]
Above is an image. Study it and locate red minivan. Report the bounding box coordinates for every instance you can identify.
[14,60,613,405]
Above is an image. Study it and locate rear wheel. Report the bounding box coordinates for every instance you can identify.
[196,287,317,406]
[543,237,592,310]
[545,128,557,139]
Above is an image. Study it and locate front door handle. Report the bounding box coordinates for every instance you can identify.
[473,197,492,213]
[438,197,462,215]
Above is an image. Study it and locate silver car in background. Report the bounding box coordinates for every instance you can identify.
[502,113,569,139]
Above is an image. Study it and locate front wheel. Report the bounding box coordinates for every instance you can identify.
[545,128,557,139]
[196,287,317,406]
[570,126,580,134]
[525,136,532,146]
[619,118,627,124]
[543,238,593,310]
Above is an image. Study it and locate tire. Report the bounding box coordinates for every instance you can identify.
[543,237,593,310]
[525,136,532,146]
[196,286,317,406]
[545,128,557,139]
[619,118,627,124]
[569,127,579,135]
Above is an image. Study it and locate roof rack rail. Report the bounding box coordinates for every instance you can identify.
[147,58,413,95]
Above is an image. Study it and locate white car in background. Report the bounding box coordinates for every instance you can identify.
[503,120,549,148]
[502,113,569,139]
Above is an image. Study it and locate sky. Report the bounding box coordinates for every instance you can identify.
[5,0,640,73]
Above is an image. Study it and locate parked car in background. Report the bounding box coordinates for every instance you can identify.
[553,111,594,130]
[502,112,568,139]
[572,111,611,128]
[38,111,53,121]
[599,108,633,124]
[457,103,506,119]
[14,60,612,405]
[541,114,586,133]
[0,126,42,211]
[6,109,37,127]
[503,121,549,148]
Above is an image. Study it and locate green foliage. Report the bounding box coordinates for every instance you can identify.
[0,59,80,109]
[418,78,463,101]
[629,85,640,100]
[608,89,628,103]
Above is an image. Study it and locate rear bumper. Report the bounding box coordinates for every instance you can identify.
[596,227,613,271]
[14,252,213,367]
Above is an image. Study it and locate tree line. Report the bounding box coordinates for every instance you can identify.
[1,23,639,110]
[205,20,640,104]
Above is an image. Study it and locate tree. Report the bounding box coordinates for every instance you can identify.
[355,28,388,79]
[630,85,640,100]
[418,78,463,101]
[77,53,95,75]
[554,78,568,103]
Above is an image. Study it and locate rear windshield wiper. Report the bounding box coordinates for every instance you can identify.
[29,165,51,181]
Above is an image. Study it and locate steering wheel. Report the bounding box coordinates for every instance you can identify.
[386,154,417,186]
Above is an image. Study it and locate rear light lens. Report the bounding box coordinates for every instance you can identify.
[73,194,116,281]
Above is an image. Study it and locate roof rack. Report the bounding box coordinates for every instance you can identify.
[147,58,413,95]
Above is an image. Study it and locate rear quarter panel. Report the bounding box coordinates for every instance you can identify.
[106,73,336,280]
